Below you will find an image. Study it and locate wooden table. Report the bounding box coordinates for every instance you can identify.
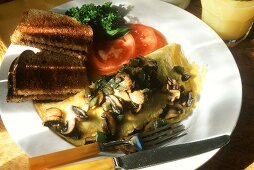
[0,0,254,169]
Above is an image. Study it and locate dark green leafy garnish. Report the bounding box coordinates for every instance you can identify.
[65,2,131,40]
[96,131,107,143]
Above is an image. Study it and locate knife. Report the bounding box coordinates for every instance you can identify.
[51,135,230,170]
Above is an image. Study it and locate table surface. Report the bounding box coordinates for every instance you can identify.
[0,0,253,169]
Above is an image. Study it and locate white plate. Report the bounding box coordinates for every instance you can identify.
[0,0,242,169]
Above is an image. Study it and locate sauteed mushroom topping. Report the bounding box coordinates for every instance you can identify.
[60,118,76,135]
[101,112,117,136]
[88,57,159,125]
[42,57,195,139]
[43,107,78,135]
[71,105,88,120]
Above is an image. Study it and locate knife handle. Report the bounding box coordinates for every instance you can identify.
[29,142,101,170]
[50,157,115,170]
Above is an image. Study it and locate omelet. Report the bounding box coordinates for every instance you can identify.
[34,43,203,146]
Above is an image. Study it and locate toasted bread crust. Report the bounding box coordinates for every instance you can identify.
[12,38,88,60]
[11,31,91,52]
[7,90,75,102]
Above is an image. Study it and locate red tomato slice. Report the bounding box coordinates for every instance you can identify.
[88,33,136,75]
[88,24,167,75]
[152,28,167,49]
[129,24,158,56]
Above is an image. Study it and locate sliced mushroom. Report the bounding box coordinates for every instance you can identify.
[101,112,117,136]
[117,73,133,91]
[129,90,145,105]
[72,105,88,120]
[43,107,78,135]
[135,104,142,113]
[43,108,72,135]
[167,78,179,91]
[43,116,64,127]
[45,107,63,118]
[82,103,90,112]
[61,118,76,135]
[179,91,193,107]
[97,90,104,105]
[168,89,181,102]
[106,95,123,114]
[43,108,64,127]
[109,95,123,108]
[114,89,131,102]
[130,101,142,113]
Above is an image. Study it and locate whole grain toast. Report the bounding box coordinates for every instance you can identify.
[10,9,93,60]
[7,50,89,102]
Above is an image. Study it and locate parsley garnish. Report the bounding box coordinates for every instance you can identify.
[65,2,131,40]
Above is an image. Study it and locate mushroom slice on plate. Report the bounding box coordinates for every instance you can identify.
[117,73,133,91]
[106,95,123,114]
[114,89,131,102]
[101,112,117,136]
[43,107,64,127]
[61,117,76,135]
[129,90,145,105]
[43,107,78,135]
[72,105,88,120]
[168,89,181,102]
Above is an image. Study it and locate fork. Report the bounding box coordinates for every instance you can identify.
[29,123,186,170]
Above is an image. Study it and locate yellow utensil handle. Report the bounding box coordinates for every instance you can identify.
[29,142,101,170]
[51,157,115,170]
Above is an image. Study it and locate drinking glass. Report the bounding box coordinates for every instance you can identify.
[201,0,254,46]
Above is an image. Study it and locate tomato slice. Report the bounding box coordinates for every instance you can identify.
[152,28,167,49]
[129,24,158,56]
[88,24,167,75]
[88,33,136,75]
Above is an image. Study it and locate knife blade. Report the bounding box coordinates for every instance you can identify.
[51,135,230,170]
